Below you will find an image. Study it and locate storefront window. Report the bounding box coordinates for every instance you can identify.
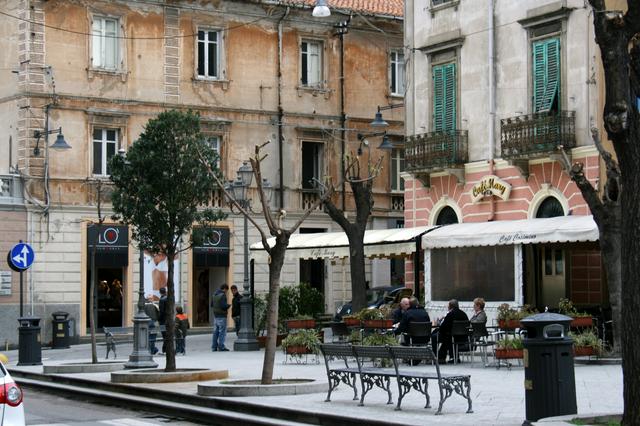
[431,246,515,301]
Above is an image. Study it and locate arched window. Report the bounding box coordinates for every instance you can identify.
[436,206,459,225]
[536,197,564,218]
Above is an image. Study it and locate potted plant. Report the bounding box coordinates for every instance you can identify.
[254,294,287,348]
[497,303,522,330]
[558,298,593,328]
[357,308,393,329]
[571,329,602,357]
[342,315,361,327]
[495,335,524,359]
[285,315,316,330]
[281,329,321,355]
[362,333,398,367]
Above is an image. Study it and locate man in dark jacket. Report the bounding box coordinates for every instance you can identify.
[211,284,230,351]
[144,297,159,355]
[395,297,431,345]
[230,285,241,335]
[431,299,469,363]
[158,287,168,353]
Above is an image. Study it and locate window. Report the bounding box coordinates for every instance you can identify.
[390,50,405,96]
[300,40,322,87]
[91,16,119,70]
[432,62,456,131]
[197,29,221,79]
[391,148,405,191]
[206,135,221,169]
[301,141,324,189]
[435,206,459,225]
[532,37,560,113]
[93,128,118,176]
[432,0,455,5]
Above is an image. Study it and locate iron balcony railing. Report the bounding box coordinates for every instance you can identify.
[501,110,576,159]
[405,130,468,173]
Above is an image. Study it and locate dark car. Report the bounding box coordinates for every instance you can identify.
[334,286,413,321]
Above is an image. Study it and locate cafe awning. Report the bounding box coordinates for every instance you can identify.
[250,226,436,262]
[422,215,599,249]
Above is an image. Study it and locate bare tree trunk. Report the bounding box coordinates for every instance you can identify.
[261,234,288,384]
[164,252,177,372]
[599,230,622,354]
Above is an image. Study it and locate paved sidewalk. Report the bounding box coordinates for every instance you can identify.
[3,332,623,426]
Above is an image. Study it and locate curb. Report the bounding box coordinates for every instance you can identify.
[198,379,327,396]
[43,362,126,374]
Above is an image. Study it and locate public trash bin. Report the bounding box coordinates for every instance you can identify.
[51,311,71,349]
[17,316,42,366]
[521,312,576,422]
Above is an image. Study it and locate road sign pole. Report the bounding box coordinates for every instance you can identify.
[19,270,23,317]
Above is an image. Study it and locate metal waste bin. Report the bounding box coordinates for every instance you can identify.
[18,316,42,366]
[51,311,70,349]
[521,312,576,422]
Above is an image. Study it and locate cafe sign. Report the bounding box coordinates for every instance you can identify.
[471,175,511,203]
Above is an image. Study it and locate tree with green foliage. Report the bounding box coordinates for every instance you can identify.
[110,109,225,372]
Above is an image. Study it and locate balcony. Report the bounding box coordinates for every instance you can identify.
[0,174,23,205]
[501,111,576,160]
[405,130,468,174]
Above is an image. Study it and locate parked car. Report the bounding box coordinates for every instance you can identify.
[0,359,25,426]
[334,286,413,321]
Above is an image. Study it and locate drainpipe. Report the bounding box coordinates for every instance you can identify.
[488,0,496,221]
[338,16,351,211]
[277,8,290,210]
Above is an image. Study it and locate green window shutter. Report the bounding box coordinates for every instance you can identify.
[432,63,456,132]
[532,38,560,113]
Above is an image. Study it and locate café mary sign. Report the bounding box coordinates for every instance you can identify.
[471,175,512,203]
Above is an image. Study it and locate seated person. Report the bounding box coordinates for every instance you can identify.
[470,297,487,323]
[431,299,469,363]
[395,297,431,345]
[391,297,411,324]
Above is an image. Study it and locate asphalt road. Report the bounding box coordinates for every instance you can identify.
[23,387,204,426]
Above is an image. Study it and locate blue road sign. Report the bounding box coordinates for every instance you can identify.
[10,243,35,270]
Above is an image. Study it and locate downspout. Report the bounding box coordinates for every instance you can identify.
[339,17,351,211]
[277,8,289,210]
[488,0,496,221]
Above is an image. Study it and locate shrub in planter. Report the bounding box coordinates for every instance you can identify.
[497,303,522,329]
[558,298,593,327]
[285,315,316,330]
[282,329,321,355]
[342,315,361,327]
[495,335,524,359]
[571,329,602,356]
[355,308,386,321]
[362,333,398,367]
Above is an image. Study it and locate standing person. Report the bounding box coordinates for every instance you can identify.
[230,285,242,335]
[211,284,230,351]
[144,296,159,355]
[175,306,190,355]
[431,299,469,363]
[470,297,487,323]
[158,287,168,354]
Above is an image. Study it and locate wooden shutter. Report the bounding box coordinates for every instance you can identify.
[432,63,456,132]
[533,38,560,113]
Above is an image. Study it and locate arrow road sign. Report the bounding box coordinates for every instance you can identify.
[9,243,35,271]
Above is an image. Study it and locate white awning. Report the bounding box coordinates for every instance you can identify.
[250,226,436,262]
[422,215,599,249]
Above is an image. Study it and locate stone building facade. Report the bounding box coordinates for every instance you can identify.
[0,0,405,345]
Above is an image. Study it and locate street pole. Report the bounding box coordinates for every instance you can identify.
[234,207,259,351]
[125,249,158,368]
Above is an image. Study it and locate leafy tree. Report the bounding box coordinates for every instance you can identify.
[110,109,225,372]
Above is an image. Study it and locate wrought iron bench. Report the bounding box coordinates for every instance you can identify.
[320,343,473,415]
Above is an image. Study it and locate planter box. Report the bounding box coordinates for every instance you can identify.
[498,319,521,330]
[285,345,315,355]
[343,318,361,327]
[495,348,524,359]
[362,319,394,329]
[285,319,316,330]
[570,316,593,328]
[574,346,597,357]
[257,334,286,348]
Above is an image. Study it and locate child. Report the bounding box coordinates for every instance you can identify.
[175,306,190,355]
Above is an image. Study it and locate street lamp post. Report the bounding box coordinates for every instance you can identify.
[226,162,273,351]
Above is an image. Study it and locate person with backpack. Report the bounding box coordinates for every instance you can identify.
[175,305,190,355]
[211,284,230,351]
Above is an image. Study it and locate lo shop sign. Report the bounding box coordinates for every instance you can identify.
[471,175,512,203]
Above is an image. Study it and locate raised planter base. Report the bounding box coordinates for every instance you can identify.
[197,378,327,397]
[44,361,126,374]
[111,368,228,384]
